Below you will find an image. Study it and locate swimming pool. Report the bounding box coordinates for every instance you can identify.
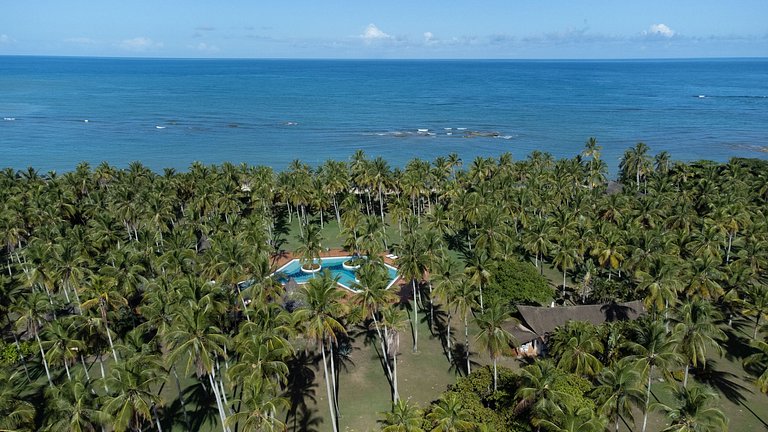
[273,256,399,292]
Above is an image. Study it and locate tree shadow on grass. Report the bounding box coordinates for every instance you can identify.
[284,350,321,432]
[448,342,480,377]
[180,381,220,432]
[694,359,751,405]
[722,326,757,363]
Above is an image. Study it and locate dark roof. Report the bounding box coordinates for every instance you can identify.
[508,301,645,345]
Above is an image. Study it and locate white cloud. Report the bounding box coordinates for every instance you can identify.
[118,37,163,51]
[424,31,436,45]
[361,24,391,42]
[193,42,219,52]
[0,34,13,44]
[646,23,675,38]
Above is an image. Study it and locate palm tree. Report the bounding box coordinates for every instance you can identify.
[552,237,579,296]
[0,369,35,431]
[464,250,491,312]
[671,299,726,388]
[166,303,230,432]
[426,392,475,432]
[626,319,684,432]
[549,321,604,378]
[103,354,166,432]
[619,142,652,191]
[453,278,478,375]
[80,273,126,362]
[651,383,728,432]
[381,399,424,432]
[431,255,464,362]
[12,290,54,386]
[295,271,346,432]
[516,359,569,429]
[296,223,324,271]
[44,371,106,432]
[740,283,768,340]
[592,358,644,432]
[380,305,410,404]
[42,319,85,381]
[474,300,516,391]
[396,232,427,353]
[744,333,768,394]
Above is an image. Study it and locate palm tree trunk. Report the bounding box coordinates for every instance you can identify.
[64,360,71,381]
[328,338,340,423]
[80,354,90,381]
[99,355,109,392]
[562,270,567,296]
[446,312,452,362]
[428,282,434,333]
[465,313,471,375]
[333,196,340,225]
[493,358,498,392]
[726,232,733,263]
[104,319,119,362]
[320,339,339,432]
[373,314,393,383]
[207,372,229,432]
[35,331,53,387]
[683,364,689,388]
[642,364,653,432]
[412,279,419,353]
[10,328,30,381]
[479,282,484,313]
[393,332,400,403]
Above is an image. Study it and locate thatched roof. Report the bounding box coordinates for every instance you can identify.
[508,301,645,345]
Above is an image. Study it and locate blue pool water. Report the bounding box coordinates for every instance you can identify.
[274,257,399,291]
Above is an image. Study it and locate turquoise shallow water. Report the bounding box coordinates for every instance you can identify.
[1,56,766,173]
[274,257,399,291]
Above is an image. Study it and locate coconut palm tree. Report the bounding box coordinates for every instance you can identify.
[474,299,516,391]
[80,273,126,363]
[294,271,346,432]
[651,383,728,432]
[464,250,491,312]
[42,318,85,381]
[44,370,106,432]
[592,357,644,432]
[396,231,427,353]
[381,398,424,432]
[426,392,475,432]
[380,305,409,404]
[626,319,684,432]
[671,299,726,388]
[744,333,768,394]
[296,223,324,272]
[0,369,35,431]
[431,255,464,362]
[12,290,55,386]
[166,303,230,432]
[549,321,604,378]
[103,354,166,432]
[739,283,768,340]
[515,359,570,429]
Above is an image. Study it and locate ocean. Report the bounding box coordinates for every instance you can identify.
[1,56,767,174]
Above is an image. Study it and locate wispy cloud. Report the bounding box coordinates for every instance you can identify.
[192,42,219,53]
[118,37,163,52]
[0,34,14,44]
[361,24,392,42]
[65,37,97,45]
[195,26,216,32]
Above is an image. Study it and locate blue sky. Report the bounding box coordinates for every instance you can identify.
[1,1,766,59]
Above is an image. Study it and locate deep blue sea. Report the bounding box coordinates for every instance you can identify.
[1,56,767,174]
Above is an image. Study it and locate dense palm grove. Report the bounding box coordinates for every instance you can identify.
[0,140,767,431]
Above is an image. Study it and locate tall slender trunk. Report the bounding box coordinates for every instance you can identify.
[478,282,484,313]
[173,366,189,427]
[562,270,567,296]
[446,312,452,362]
[683,364,689,388]
[320,339,339,432]
[428,282,434,333]
[493,358,498,392]
[333,196,340,224]
[372,314,393,384]
[642,364,653,432]
[104,319,118,362]
[80,354,91,381]
[100,355,109,392]
[465,313,471,375]
[412,280,418,353]
[726,232,734,263]
[36,332,52,386]
[393,332,400,403]
[207,372,229,432]
[328,338,340,422]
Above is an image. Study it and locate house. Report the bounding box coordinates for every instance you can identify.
[506,300,645,357]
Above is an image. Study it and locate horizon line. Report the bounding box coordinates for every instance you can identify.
[2,54,767,62]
